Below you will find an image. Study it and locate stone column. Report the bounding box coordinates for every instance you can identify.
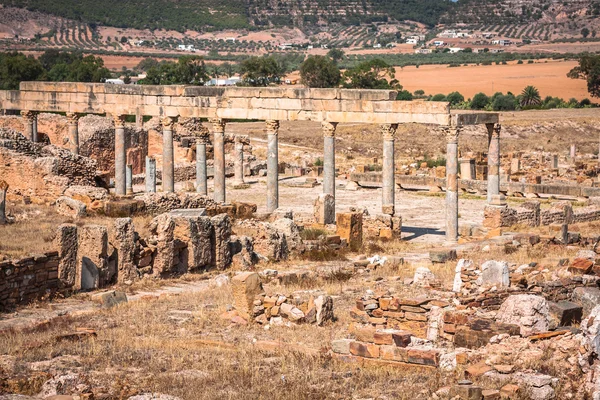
[114,115,127,196]
[20,110,34,141]
[135,109,143,128]
[266,119,280,212]
[161,116,175,193]
[211,118,226,203]
[0,180,7,225]
[446,126,461,244]
[145,156,156,193]
[570,144,576,159]
[196,134,208,195]
[126,164,133,195]
[381,123,398,215]
[234,136,245,185]
[322,121,337,196]
[32,112,38,143]
[486,123,501,203]
[66,113,80,155]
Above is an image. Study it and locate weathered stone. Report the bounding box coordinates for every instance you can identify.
[315,295,334,325]
[212,214,232,270]
[271,217,302,251]
[54,224,78,289]
[280,302,305,321]
[234,220,288,261]
[568,258,594,275]
[77,225,109,290]
[572,287,600,317]
[150,213,177,276]
[413,267,435,287]
[230,236,259,270]
[429,248,457,263]
[331,339,353,354]
[453,259,473,292]
[349,341,380,358]
[496,295,550,337]
[91,290,127,308]
[231,272,263,320]
[114,218,139,283]
[548,300,582,327]
[477,260,510,288]
[0,180,7,225]
[336,212,363,251]
[55,196,87,218]
[314,193,335,225]
[449,383,483,400]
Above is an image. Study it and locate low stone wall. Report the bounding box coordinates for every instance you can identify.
[484,200,600,229]
[351,295,451,338]
[0,252,60,311]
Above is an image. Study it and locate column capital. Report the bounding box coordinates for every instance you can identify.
[445,126,461,144]
[161,116,176,129]
[209,118,226,134]
[66,113,80,125]
[266,119,280,135]
[380,123,398,140]
[322,121,338,137]
[113,114,126,128]
[20,110,34,121]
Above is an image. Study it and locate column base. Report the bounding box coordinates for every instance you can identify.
[382,204,395,215]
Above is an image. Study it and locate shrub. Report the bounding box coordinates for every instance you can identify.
[471,92,489,109]
[396,90,413,100]
[446,91,465,105]
[431,93,446,101]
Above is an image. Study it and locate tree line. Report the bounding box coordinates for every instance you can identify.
[0,50,110,90]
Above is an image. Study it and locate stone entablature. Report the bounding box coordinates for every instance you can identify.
[0,82,498,126]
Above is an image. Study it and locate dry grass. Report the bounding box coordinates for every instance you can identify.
[0,286,458,400]
[0,203,153,259]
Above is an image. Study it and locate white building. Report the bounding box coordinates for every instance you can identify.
[177,44,195,51]
[448,47,463,53]
[406,38,418,45]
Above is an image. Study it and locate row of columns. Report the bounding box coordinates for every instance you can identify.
[444,123,501,244]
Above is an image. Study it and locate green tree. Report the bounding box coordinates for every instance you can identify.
[520,85,542,107]
[396,90,413,100]
[140,56,208,85]
[492,93,517,111]
[568,54,600,98]
[0,52,44,90]
[446,91,464,105]
[431,93,446,101]
[582,28,591,38]
[471,92,489,109]
[299,56,340,88]
[136,57,160,72]
[239,56,285,86]
[327,49,345,63]
[342,59,400,90]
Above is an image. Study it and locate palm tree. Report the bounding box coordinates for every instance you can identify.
[520,85,542,107]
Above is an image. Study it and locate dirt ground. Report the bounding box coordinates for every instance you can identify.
[395,59,588,100]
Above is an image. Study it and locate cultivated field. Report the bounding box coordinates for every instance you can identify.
[396,59,589,100]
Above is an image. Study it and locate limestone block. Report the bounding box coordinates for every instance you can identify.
[55,196,87,218]
[186,216,213,271]
[314,193,335,225]
[114,218,139,283]
[548,300,582,327]
[572,287,600,317]
[483,205,517,228]
[230,236,259,270]
[91,290,127,308]
[453,259,473,292]
[413,267,435,287]
[270,218,302,251]
[477,260,510,288]
[77,225,109,290]
[212,214,232,270]
[496,295,550,337]
[314,295,334,326]
[231,272,263,320]
[336,212,363,251]
[150,213,177,276]
[54,224,78,289]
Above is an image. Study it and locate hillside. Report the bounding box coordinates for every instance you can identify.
[0,0,597,32]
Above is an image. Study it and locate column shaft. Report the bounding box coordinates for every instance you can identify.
[162,117,175,193]
[196,141,208,195]
[323,122,336,197]
[266,120,280,212]
[21,111,34,141]
[0,183,7,225]
[126,164,133,195]
[234,137,244,185]
[145,156,156,193]
[381,124,398,215]
[212,119,226,203]
[487,123,501,203]
[32,113,38,143]
[114,116,127,196]
[446,127,460,244]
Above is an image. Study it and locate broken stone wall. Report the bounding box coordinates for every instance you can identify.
[0,252,60,311]
[0,128,97,203]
